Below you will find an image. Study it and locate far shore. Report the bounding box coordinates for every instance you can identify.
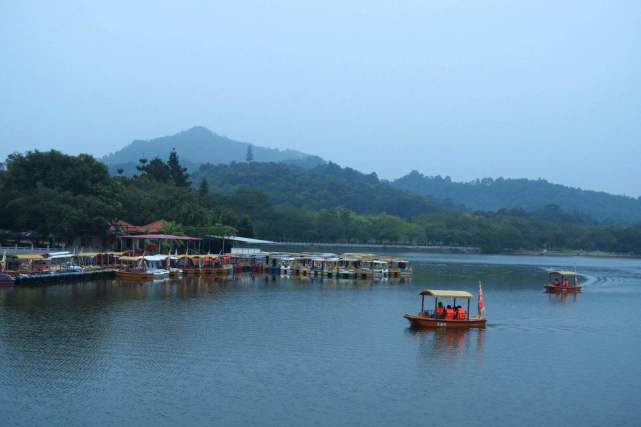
[261,242,641,259]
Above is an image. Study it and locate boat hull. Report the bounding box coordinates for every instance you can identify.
[544,285,582,293]
[0,273,15,287]
[116,270,169,280]
[404,313,486,329]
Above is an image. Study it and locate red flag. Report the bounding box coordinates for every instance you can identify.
[478,282,485,318]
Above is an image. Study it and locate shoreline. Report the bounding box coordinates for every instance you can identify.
[262,242,641,259]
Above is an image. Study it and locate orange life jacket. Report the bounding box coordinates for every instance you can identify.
[457,307,466,320]
[436,307,445,318]
[445,308,455,320]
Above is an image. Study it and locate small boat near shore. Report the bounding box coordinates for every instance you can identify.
[404,288,486,329]
[544,271,581,293]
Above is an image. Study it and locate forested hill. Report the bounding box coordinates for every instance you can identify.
[392,171,641,224]
[193,162,455,218]
[102,126,325,175]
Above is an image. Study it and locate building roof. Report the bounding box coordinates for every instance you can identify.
[205,235,274,244]
[110,219,169,234]
[120,234,201,241]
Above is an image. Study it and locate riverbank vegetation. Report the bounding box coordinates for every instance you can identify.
[2,150,641,254]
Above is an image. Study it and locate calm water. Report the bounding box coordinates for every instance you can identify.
[1,253,640,426]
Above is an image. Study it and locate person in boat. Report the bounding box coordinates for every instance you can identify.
[435,302,445,319]
[562,279,569,287]
[445,305,455,320]
[553,278,560,286]
[456,305,466,320]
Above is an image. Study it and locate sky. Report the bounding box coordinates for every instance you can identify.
[1,1,640,196]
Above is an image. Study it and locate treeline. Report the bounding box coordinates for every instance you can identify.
[393,170,641,225]
[2,150,641,254]
[193,161,456,218]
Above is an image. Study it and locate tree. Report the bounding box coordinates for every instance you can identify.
[199,178,209,199]
[237,215,254,237]
[168,149,191,187]
[136,158,148,173]
[138,158,171,183]
[246,144,254,162]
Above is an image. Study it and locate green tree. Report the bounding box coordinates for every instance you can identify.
[237,216,254,237]
[138,158,171,183]
[168,149,191,187]
[198,178,209,199]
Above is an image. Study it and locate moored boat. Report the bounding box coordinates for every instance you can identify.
[116,255,170,280]
[0,273,15,287]
[404,288,486,329]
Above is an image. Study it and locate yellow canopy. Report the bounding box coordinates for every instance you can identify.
[419,289,474,299]
[549,271,577,277]
[119,256,143,262]
[13,254,45,260]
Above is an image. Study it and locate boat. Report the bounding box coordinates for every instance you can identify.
[322,257,340,278]
[544,270,581,293]
[370,260,389,278]
[0,251,14,287]
[404,289,486,329]
[115,255,170,280]
[386,258,412,278]
[0,273,15,287]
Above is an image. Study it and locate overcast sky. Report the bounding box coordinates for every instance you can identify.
[1,1,640,195]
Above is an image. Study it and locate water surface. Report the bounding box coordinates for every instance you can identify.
[1,253,640,426]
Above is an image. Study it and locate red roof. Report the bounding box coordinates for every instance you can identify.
[110,220,169,233]
[120,234,201,241]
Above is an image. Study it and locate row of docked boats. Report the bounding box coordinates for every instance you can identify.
[0,250,120,286]
[0,250,413,284]
[116,252,412,280]
[257,252,412,279]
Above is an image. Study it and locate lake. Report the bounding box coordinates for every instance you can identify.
[1,253,640,426]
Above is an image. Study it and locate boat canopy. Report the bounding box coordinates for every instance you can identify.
[119,256,143,262]
[549,271,577,276]
[13,254,45,260]
[47,251,74,259]
[144,255,168,262]
[419,289,474,299]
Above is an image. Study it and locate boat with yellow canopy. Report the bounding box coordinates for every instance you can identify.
[544,271,581,293]
[115,255,170,280]
[404,289,486,329]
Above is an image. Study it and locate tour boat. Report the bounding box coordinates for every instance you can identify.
[116,255,170,280]
[404,289,486,329]
[544,270,581,293]
[387,258,413,278]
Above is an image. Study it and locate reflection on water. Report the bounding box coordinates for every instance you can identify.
[1,253,641,426]
[409,328,486,361]
[547,292,579,305]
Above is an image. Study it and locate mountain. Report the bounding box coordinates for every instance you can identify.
[392,171,641,225]
[101,126,325,174]
[193,162,456,218]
